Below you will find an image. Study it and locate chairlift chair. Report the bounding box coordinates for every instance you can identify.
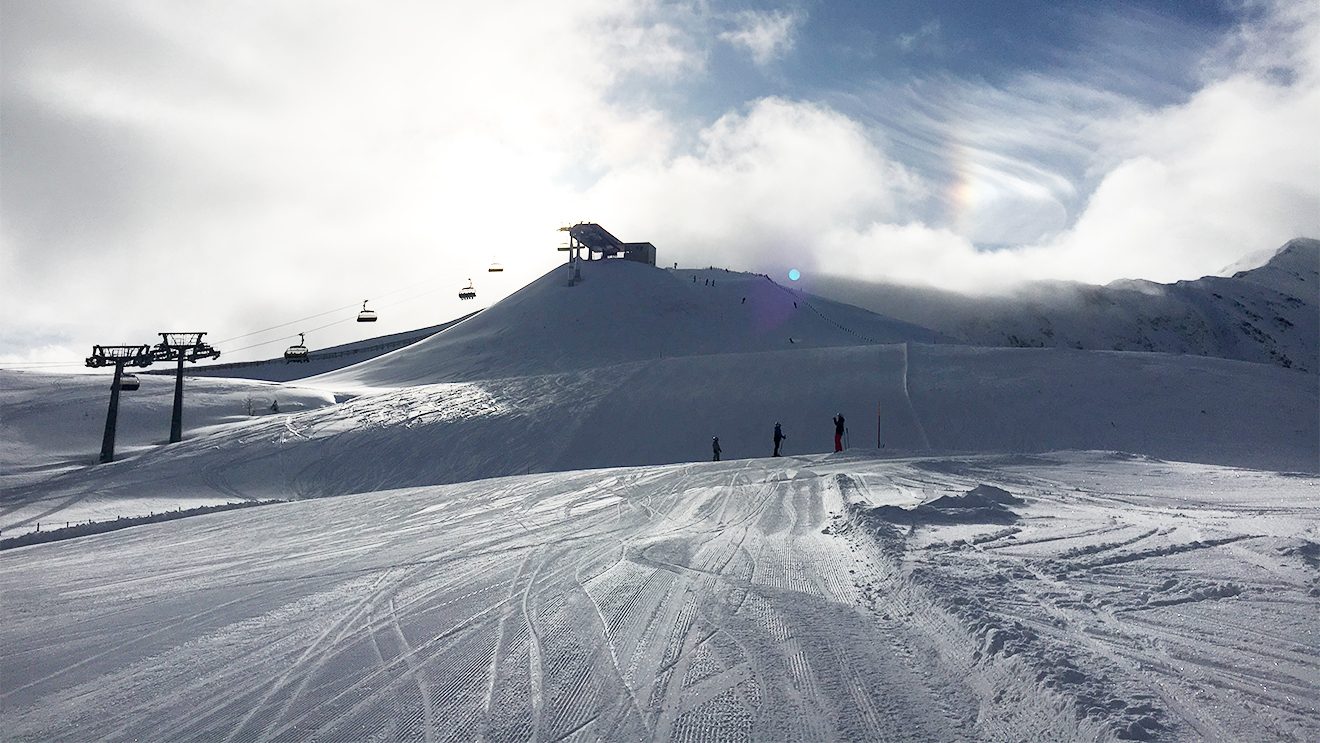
[284,333,310,363]
[488,261,503,273]
[357,300,377,322]
[458,280,477,300]
[117,373,140,391]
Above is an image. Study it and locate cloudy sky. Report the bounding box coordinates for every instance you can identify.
[2,0,1317,367]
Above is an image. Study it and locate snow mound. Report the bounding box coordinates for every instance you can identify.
[926,483,1023,509]
[854,483,1023,526]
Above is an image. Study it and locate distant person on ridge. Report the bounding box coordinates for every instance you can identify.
[712,436,721,461]
[833,413,845,452]
[773,422,786,457]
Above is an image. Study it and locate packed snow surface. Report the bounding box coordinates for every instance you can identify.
[2,452,1316,742]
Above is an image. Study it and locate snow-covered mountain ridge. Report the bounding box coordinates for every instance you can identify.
[810,237,1319,372]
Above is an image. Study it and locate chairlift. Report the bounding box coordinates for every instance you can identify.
[357,299,377,323]
[117,373,140,391]
[488,260,504,273]
[458,280,477,300]
[284,333,310,363]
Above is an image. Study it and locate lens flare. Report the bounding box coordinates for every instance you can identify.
[788,269,801,281]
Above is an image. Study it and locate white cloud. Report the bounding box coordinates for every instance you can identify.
[683,1,1320,292]
[582,97,920,272]
[1037,0,1320,282]
[815,35,1320,293]
[872,73,1132,246]
[718,9,802,66]
[0,0,700,363]
[897,20,941,55]
[574,0,1320,295]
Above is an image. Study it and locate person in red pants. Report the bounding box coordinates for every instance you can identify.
[833,413,845,452]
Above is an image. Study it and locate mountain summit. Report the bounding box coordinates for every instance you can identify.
[312,260,944,388]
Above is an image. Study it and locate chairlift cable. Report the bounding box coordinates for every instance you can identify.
[211,272,441,345]
[203,285,459,357]
[5,263,496,369]
[211,302,359,345]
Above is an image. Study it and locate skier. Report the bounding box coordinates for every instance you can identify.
[833,413,845,452]
[270,399,280,413]
[712,436,721,461]
[773,422,786,457]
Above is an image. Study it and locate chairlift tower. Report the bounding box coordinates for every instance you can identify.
[152,332,220,444]
[85,345,156,463]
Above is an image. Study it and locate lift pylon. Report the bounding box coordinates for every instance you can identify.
[152,332,220,444]
[85,345,156,463]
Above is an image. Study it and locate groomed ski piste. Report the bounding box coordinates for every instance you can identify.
[2,253,1318,742]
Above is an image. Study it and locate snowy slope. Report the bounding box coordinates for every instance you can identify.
[309,260,946,388]
[2,252,1313,535]
[3,245,1318,743]
[0,370,336,489]
[810,237,1319,372]
[3,343,1313,537]
[2,452,1315,742]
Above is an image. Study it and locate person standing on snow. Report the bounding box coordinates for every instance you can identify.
[833,413,845,452]
[773,422,786,457]
[712,436,722,461]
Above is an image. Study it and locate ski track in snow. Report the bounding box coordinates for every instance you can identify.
[2,452,1316,742]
